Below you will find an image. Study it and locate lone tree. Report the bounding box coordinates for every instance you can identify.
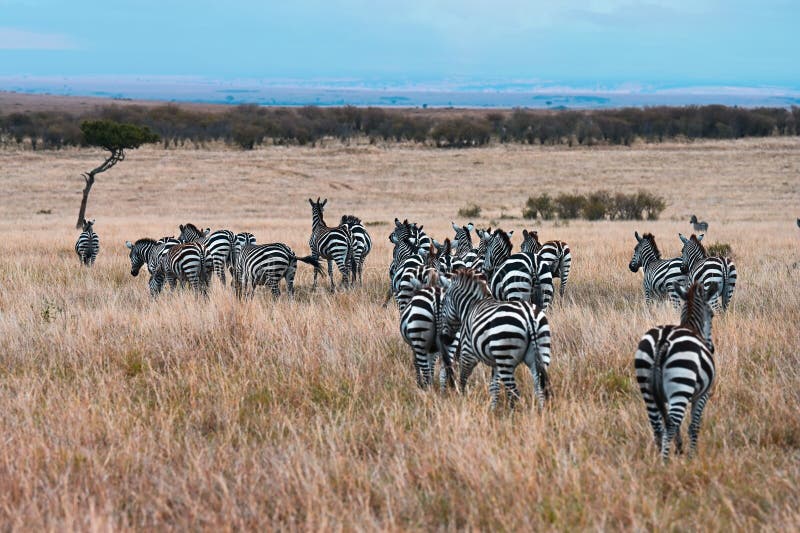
[76,120,159,228]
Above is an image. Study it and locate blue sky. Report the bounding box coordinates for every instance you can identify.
[0,0,797,89]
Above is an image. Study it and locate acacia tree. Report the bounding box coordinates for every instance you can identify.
[76,120,159,228]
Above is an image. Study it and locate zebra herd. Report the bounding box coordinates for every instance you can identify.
[392,219,741,461]
[118,198,371,297]
[74,208,775,462]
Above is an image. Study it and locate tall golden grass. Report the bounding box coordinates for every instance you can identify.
[0,138,799,529]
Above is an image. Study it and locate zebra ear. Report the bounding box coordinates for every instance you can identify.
[697,233,704,242]
[635,231,642,242]
[466,223,474,232]
[679,233,688,244]
[125,241,133,249]
[308,198,314,206]
[322,198,327,207]
[451,238,459,249]
[507,230,514,237]
[179,224,185,232]
[452,221,459,232]
[523,229,529,238]
[395,218,401,227]
[203,228,211,236]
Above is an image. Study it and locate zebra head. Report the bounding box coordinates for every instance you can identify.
[679,233,705,274]
[126,237,157,277]
[520,229,540,254]
[451,222,475,255]
[674,281,719,353]
[689,214,698,223]
[483,229,514,275]
[82,218,95,232]
[179,223,209,243]
[440,269,490,340]
[630,231,662,272]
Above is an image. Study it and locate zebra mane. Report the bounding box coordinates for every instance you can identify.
[641,233,661,259]
[181,222,202,233]
[680,282,704,334]
[341,214,362,225]
[453,268,491,296]
[689,234,707,256]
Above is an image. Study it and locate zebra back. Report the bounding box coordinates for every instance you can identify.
[178,223,210,243]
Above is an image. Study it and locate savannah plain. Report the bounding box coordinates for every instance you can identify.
[1,136,799,529]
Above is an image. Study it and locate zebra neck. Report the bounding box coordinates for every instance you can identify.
[312,212,328,231]
[640,249,659,267]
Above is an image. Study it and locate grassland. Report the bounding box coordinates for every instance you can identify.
[1,138,799,530]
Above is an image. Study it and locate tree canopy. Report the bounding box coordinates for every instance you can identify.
[80,120,160,151]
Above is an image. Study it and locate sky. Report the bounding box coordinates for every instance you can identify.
[0,0,798,90]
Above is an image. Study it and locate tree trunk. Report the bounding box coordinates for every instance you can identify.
[76,173,95,228]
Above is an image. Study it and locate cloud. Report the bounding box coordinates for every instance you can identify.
[0,27,78,50]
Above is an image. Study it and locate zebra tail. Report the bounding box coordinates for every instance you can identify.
[723,259,737,310]
[297,255,327,278]
[651,340,669,427]
[527,319,551,401]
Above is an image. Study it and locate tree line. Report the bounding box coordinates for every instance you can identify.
[2,103,800,150]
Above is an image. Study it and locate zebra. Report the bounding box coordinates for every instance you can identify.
[634,281,718,460]
[231,232,256,267]
[440,270,552,410]
[308,198,353,291]
[452,226,492,272]
[629,231,687,307]
[231,242,325,299]
[399,271,458,389]
[150,242,209,295]
[178,223,210,243]
[679,233,737,311]
[689,215,709,233]
[521,229,572,297]
[389,219,430,279]
[432,238,456,273]
[391,237,435,312]
[340,215,372,286]
[482,228,514,279]
[489,251,554,311]
[202,229,235,284]
[451,222,475,258]
[75,218,99,266]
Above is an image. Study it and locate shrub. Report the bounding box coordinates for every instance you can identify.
[584,191,611,220]
[554,193,586,219]
[706,242,733,257]
[522,194,555,220]
[458,203,482,218]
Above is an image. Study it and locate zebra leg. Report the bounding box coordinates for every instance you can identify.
[488,368,501,410]
[327,259,335,292]
[458,358,478,393]
[688,393,709,457]
[661,402,688,461]
[499,368,521,410]
[311,256,319,291]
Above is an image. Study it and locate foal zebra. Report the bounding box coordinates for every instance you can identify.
[389,219,429,278]
[679,233,737,311]
[308,198,353,291]
[151,242,210,295]
[231,242,325,299]
[634,281,717,460]
[340,215,372,286]
[629,231,687,307]
[231,232,256,266]
[521,229,572,296]
[441,270,552,410]
[178,223,210,243]
[75,218,99,266]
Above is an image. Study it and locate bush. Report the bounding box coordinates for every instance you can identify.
[584,191,611,220]
[554,193,586,219]
[522,194,555,220]
[458,203,482,218]
[706,242,732,257]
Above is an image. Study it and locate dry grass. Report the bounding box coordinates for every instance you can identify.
[1,138,799,530]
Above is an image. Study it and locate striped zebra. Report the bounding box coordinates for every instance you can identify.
[389,219,430,279]
[231,242,324,299]
[521,229,572,297]
[452,226,492,272]
[178,223,210,243]
[634,281,718,460]
[202,229,235,284]
[629,232,686,307]
[391,237,435,312]
[482,228,514,279]
[489,251,554,311]
[432,238,456,273]
[125,236,178,276]
[451,221,475,258]
[440,270,552,410]
[308,198,353,291]
[399,271,458,389]
[679,233,737,311]
[231,232,256,267]
[340,215,372,286]
[75,218,99,266]
[151,242,210,295]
